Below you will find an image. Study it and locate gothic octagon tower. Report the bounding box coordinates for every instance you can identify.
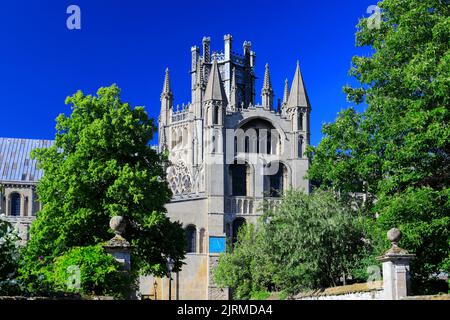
[140,35,311,300]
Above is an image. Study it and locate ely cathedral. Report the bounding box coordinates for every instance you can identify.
[141,35,312,299]
[0,35,311,300]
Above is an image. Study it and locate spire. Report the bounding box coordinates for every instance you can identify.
[287,61,310,108]
[204,58,227,103]
[282,78,289,104]
[261,63,274,110]
[263,63,272,90]
[160,68,173,124]
[162,68,172,96]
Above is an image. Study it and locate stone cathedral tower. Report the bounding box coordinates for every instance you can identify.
[141,35,312,300]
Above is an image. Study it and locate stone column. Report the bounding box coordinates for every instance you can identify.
[28,191,34,216]
[377,228,415,300]
[103,216,132,271]
[7,195,10,215]
[0,187,4,214]
[196,229,201,254]
[20,193,25,217]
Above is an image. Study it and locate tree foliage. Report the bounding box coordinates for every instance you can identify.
[214,223,268,300]
[51,245,131,298]
[19,85,186,296]
[307,0,449,293]
[0,217,21,295]
[214,190,367,299]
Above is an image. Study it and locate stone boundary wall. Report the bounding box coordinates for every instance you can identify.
[0,295,113,300]
[294,281,384,300]
[401,294,450,300]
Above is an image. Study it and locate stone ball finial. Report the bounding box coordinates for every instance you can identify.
[387,228,402,245]
[110,216,126,235]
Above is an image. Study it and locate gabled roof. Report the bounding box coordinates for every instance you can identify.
[287,61,310,108]
[0,137,53,183]
[204,58,227,102]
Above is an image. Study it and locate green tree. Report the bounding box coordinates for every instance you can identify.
[214,190,366,299]
[0,217,21,295]
[214,223,272,300]
[263,190,366,296]
[19,85,186,296]
[307,0,450,293]
[51,245,131,298]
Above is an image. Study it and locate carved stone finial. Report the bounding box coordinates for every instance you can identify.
[387,228,401,246]
[384,227,410,255]
[110,216,126,236]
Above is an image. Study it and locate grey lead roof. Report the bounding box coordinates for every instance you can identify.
[0,137,53,183]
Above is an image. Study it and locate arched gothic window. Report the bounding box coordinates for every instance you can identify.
[186,225,197,253]
[267,130,272,154]
[298,113,304,131]
[10,193,21,216]
[171,130,177,149]
[238,118,277,155]
[298,135,304,158]
[229,161,250,196]
[232,218,246,245]
[264,162,287,197]
[244,136,250,153]
[183,127,188,146]
[213,106,219,125]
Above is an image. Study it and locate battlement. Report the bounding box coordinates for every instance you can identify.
[172,103,190,123]
[161,35,310,128]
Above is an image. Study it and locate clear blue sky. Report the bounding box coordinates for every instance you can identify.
[0,0,375,146]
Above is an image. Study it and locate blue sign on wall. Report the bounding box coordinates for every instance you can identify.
[209,236,226,253]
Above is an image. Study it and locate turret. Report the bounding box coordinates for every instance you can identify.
[191,45,200,94]
[280,79,289,115]
[203,36,211,63]
[223,34,233,100]
[160,67,173,125]
[224,34,232,61]
[159,68,173,153]
[202,37,211,85]
[261,63,274,110]
[229,66,237,111]
[193,57,205,118]
[287,61,310,110]
[287,61,311,157]
[243,41,251,57]
[204,58,227,127]
[242,41,256,107]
